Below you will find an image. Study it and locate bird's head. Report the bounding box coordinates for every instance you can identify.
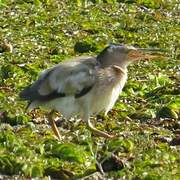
[97,44,160,69]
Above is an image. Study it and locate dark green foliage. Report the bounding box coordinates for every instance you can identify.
[74,41,97,53]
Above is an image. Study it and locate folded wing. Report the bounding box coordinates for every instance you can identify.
[19,59,97,101]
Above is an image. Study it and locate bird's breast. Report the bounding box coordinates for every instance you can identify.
[88,69,127,115]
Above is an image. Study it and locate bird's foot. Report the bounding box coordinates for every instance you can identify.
[93,130,115,139]
[87,118,115,139]
[53,134,62,141]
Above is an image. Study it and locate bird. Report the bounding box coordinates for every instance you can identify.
[19,44,158,140]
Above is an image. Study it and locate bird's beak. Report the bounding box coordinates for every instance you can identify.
[128,47,163,61]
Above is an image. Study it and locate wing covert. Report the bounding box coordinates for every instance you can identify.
[19,58,97,101]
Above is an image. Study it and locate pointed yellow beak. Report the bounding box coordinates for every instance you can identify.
[127,47,163,61]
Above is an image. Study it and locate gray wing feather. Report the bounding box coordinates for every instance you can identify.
[19,57,97,101]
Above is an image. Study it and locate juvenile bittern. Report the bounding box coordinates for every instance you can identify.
[19,44,158,140]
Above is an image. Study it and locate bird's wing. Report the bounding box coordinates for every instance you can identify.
[19,58,97,101]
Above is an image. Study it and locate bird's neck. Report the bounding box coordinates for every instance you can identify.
[97,54,130,70]
[100,61,128,71]
[115,62,129,70]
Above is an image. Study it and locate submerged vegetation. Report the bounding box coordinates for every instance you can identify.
[0,0,179,179]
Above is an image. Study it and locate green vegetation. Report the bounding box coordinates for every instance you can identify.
[0,0,179,179]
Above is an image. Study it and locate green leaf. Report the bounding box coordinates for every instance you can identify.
[108,139,134,152]
[51,143,86,163]
[31,164,44,177]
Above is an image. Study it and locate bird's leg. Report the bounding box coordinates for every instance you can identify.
[86,118,114,139]
[47,110,61,140]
